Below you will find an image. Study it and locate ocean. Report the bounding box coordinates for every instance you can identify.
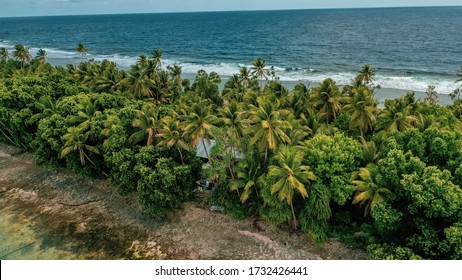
[0,6,461,94]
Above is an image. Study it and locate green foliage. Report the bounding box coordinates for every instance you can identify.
[136,156,194,214]
[367,244,422,260]
[370,202,403,233]
[32,114,68,166]
[303,133,362,205]
[3,50,462,259]
[259,179,292,225]
[105,148,138,195]
[442,222,462,259]
[400,167,462,219]
[299,183,332,242]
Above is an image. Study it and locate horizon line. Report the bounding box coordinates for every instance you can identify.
[0,5,461,19]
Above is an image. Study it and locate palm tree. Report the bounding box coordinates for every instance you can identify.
[12,44,31,69]
[424,85,438,104]
[138,54,148,68]
[378,98,420,132]
[31,95,57,122]
[151,70,172,104]
[167,64,183,89]
[69,100,101,134]
[72,61,97,86]
[0,47,8,63]
[61,127,100,166]
[357,64,376,85]
[247,101,291,161]
[129,104,162,146]
[35,49,47,64]
[239,66,252,88]
[156,116,190,164]
[343,86,377,137]
[229,151,264,203]
[221,101,249,144]
[309,78,344,124]
[251,58,267,89]
[352,164,391,216]
[96,65,126,93]
[101,115,122,149]
[123,65,154,99]
[76,43,88,60]
[151,49,163,69]
[183,103,218,162]
[268,146,317,229]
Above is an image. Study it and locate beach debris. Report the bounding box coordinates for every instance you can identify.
[57,197,105,207]
[210,205,224,212]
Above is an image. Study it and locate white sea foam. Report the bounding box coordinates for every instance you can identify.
[0,42,458,94]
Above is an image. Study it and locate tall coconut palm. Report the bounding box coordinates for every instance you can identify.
[378,98,420,132]
[76,43,88,60]
[151,49,163,69]
[229,151,264,203]
[268,146,317,229]
[123,66,154,99]
[129,104,162,146]
[239,66,252,88]
[251,58,267,89]
[156,116,190,164]
[0,47,9,63]
[343,86,377,137]
[352,164,391,216]
[151,70,172,104]
[221,101,249,143]
[35,49,47,64]
[309,78,344,124]
[424,85,438,104]
[357,64,376,85]
[167,64,183,89]
[61,127,100,166]
[138,54,148,68]
[96,66,126,93]
[247,101,291,161]
[12,44,31,69]
[183,103,218,162]
[72,61,97,86]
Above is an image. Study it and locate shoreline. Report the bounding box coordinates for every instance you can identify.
[0,143,366,260]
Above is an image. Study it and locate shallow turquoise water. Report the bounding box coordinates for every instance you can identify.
[0,206,78,260]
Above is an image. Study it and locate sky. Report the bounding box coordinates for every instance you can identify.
[0,0,461,17]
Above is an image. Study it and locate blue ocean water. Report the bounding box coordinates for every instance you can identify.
[0,7,461,93]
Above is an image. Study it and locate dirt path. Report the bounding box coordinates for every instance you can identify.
[0,144,366,260]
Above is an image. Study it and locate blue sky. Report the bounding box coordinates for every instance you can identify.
[0,0,461,17]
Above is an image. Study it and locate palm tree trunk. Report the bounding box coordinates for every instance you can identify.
[177,146,184,165]
[228,166,235,180]
[147,129,154,146]
[291,203,298,230]
[0,128,19,147]
[82,149,97,167]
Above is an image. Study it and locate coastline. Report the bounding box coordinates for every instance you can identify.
[0,143,366,260]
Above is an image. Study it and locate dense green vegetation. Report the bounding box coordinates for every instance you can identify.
[1,44,462,259]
